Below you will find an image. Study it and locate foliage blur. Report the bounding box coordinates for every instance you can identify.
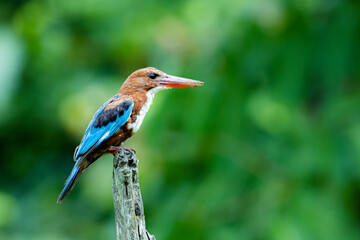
[0,0,359,239]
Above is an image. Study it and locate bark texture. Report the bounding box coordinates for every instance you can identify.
[113,149,155,240]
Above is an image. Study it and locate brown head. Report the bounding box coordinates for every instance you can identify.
[119,67,203,93]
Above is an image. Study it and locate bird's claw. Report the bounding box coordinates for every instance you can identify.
[120,147,136,154]
[108,146,136,155]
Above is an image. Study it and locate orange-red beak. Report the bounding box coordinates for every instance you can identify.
[158,75,204,88]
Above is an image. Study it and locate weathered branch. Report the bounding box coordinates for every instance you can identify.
[113,149,155,240]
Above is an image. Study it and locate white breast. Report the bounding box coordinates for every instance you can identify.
[128,86,169,133]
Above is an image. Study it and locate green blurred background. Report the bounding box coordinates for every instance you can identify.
[1,0,360,239]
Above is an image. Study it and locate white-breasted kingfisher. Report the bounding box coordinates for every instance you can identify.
[57,67,203,203]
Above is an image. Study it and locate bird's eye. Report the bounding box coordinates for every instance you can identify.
[148,73,158,79]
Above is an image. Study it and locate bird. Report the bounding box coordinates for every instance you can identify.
[57,67,203,203]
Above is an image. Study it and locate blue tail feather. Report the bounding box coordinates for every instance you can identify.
[57,161,82,203]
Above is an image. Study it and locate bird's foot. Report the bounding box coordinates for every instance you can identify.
[108,146,136,155]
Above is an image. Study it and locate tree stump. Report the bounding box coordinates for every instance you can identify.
[112,149,155,240]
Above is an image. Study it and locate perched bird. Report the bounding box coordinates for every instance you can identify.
[57,67,203,203]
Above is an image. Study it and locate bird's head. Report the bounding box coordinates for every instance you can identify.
[120,67,204,93]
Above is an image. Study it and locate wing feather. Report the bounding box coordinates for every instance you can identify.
[74,96,134,160]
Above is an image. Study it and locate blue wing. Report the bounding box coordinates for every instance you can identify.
[74,96,134,160]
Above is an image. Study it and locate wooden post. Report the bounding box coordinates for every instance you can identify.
[112,149,155,240]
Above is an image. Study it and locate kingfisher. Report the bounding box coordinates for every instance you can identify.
[57,67,203,203]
